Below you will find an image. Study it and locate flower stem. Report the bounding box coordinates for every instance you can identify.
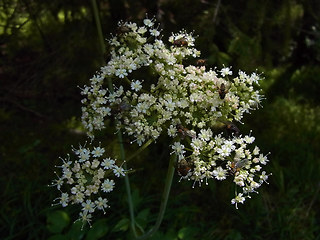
[126,139,154,163]
[90,0,105,60]
[136,153,176,240]
[118,131,139,237]
[106,78,138,237]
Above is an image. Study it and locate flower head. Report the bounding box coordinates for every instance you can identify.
[52,144,126,224]
[73,16,270,215]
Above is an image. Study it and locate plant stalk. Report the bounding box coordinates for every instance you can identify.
[126,139,153,163]
[136,153,176,240]
[118,129,139,237]
[90,0,105,58]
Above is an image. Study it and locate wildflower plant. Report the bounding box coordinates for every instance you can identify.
[52,15,271,237]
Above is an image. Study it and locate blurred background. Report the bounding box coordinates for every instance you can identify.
[1,0,320,239]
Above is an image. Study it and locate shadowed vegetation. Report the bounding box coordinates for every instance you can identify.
[1,0,319,239]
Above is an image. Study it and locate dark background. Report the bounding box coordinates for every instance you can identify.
[1,0,320,239]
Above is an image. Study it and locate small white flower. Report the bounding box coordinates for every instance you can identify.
[164,99,176,111]
[79,150,90,162]
[74,146,88,156]
[167,125,177,137]
[91,159,100,169]
[253,146,260,155]
[234,176,245,187]
[79,211,92,226]
[72,162,81,173]
[131,80,142,92]
[171,142,185,155]
[254,165,262,172]
[95,197,109,212]
[127,22,137,31]
[220,67,232,77]
[96,168,105,179]
[143,18,153,27]
[74,192,85,204]
[92,147,105,157]
[137,26,147,34]
[259,171,270,183]
[109,37,120,46]
[258,154,269,165]
[115,68,127,78]
[52,177,64,190]
[128,63,137,72]
[101,179,115,193]
[244,135,255,144]
[101,158,115,169]
[113,165,126,177]
[82,161,91,169]
[213,166,227,180]
[217,145,232,157]
[224,140,235,150]
[82,199,95,213]
[71,186,79,195]
[150,29,160,37]
[60,193,69,207]
[191,138,204,150]
[250,180,260,189]
[231,193,246,209]
[198,129,213,142]
[63,169,73,180]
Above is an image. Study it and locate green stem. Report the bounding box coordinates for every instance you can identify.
[106,79,138,237]
[90,0,105,61]
[118,132,139,237]
[126,139,154,163]
[136,154,176,240]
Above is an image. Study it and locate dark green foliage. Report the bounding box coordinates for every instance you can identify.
[1,0,320,239]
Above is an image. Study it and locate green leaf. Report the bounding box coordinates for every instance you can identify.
[135,208,150,229]
[85,219,109,240]
[66,221,85,240]
[112,218,130,232]
[47,210,70,234]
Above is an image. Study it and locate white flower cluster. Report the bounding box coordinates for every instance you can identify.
[81,18,263,144]
[52,144,125,226]
[172,132,271,208]
[81,18,199,141]
[79,17,270,208]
